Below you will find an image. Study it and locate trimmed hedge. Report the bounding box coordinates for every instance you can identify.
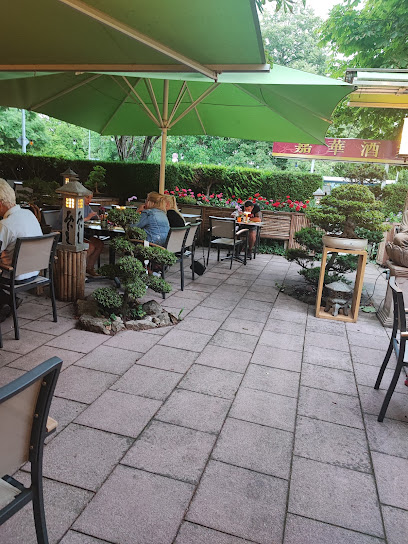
[0,152,322,203]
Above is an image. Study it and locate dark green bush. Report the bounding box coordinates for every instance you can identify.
[0,152,322,203]
[93,287,122,314]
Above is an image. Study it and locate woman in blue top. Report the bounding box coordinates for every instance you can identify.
[136,192,170,246]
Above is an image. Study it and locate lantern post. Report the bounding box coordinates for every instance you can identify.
[55,180,91,301]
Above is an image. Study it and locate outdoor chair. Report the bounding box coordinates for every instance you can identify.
[0,233,59,341]
[183,221,202,280]
[0,356,62,543]
[207,216,249,269]
[162,225,191,293]
[374,276,408,421]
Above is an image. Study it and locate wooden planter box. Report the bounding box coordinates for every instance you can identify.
[179,204,309,249]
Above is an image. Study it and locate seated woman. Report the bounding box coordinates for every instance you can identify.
[163,194,186,227]
[135,192,170,246]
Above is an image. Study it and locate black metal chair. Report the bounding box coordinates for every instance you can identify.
[162,225,191,292]
[207,216,248,269]
[183,221,202,280]
[0,357,62,543]
[374,276,408,421]
[0,233,59,341]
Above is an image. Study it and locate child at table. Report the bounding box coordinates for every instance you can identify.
[239,200,262,257]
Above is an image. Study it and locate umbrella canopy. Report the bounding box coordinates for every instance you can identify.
[0,67,354,191]
[0,0,266,80]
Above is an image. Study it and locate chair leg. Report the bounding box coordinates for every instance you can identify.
[31,463,49,544]
[374,337,394,389]
[180,253,185,291]
[11,286,19,340]
[377,344,406,422]
[0,322,2,349]
[191,245,195,281]
[161,266,166,299]
[206,244,211,266]
[217,247,221,262]
[50,273,58,323]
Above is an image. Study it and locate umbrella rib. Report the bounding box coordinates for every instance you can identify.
[121,76,160,127]
[30,74,101,110]
[58,0,218,80]
[233,83,331,141]
[101,78,141,134]
[145,79,163,126]
[185,84,206,135]
[167,82,187,126]
[235,83,331,124]
[168,83,220,129]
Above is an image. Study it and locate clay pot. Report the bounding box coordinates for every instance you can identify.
[322,235,368,251]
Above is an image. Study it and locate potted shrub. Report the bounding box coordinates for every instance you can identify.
[85,165,107,194]
[306,184,385,250]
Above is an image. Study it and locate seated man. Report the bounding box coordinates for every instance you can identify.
[57,191,104,276]
[239,200,262,256]
[0,178,43,321]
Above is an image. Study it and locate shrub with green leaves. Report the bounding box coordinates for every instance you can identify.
[85,165,107,194]
[286,226,358,287]
[94,221,176,320]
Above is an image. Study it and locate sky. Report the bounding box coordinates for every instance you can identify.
[306,0,340,19]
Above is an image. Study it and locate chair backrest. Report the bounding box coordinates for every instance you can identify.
[13,233,58,277]
[181,206,202,217]
[184,221,201,248]
[0,357,62,478]
[209,216,236,239]
[165,226,190,253]
[42,209,62,229]
[389,276,407,332]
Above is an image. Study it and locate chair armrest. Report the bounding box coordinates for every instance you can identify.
[236,228,249,236]
[401,332,408,339]
[0,263,13,272]
[46,416,58,436]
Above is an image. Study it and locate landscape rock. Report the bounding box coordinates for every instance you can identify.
[142,300,163,315]
[126,319,157,331]
[79,315,112,335]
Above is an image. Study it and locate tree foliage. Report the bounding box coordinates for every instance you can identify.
[260,4,328,75]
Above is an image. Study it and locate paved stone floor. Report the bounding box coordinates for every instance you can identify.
[0,252,407,544]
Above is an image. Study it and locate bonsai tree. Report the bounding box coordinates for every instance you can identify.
[17,177,60,207]
[286,184,385,287]
[92,208,177,321]
[85,165,107,194]
[306,184,385,239]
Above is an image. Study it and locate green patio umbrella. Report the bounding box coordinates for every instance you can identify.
[0,0,267,80]
[0,67,354,192]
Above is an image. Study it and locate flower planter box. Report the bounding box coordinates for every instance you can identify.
[180,204,309,249]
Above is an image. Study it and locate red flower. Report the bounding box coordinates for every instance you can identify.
[237,198,243,204]
[286,195,290,199]
[175,186,179,191]
[210,194,214,199]
[232,195,236,199]
[296,205,301,211]
[170,191,175,195]
[306,200,310,204]
[254,193,260,197]
[289,203,294,208]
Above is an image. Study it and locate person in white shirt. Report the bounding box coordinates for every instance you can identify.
[0,178,43,320]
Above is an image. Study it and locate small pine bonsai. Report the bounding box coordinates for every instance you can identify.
[306,184,385,239]
[85,165,107,194]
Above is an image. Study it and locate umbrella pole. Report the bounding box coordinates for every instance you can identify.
[158,80,169,195]
[159,127,167,194]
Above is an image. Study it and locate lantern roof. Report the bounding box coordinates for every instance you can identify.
[60,167,79,178]
[56,180,91,196]
[313,188,326,196]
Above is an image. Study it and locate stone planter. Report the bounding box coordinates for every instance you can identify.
[322,235,368,251]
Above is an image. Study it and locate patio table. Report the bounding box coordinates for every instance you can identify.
[237,220,264,259]
[84,222,125,264]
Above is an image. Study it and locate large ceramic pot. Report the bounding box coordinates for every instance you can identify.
[322,234,368,251]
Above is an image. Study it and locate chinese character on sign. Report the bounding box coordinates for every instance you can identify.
[327,139,345,155]
[64,210,74,245]
[294,143,312,154]
[361,141,380,158]
[77,211,83,244]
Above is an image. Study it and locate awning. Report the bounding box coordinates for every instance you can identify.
[345,69,408,109]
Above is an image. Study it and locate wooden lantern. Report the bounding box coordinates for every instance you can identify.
[60,167,79,185]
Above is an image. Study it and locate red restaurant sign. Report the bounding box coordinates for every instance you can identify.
[272,138,404,164]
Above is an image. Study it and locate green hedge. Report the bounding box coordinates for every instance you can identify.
[0,152,322,203]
